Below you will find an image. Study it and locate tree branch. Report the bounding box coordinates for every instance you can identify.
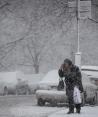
[0,2,9,9]
[26,44,35,65]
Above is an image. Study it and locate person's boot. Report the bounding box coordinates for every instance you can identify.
[76,104,81,114]
[67,110,74,114]
[76,109,80,114]
[67,107,74,114]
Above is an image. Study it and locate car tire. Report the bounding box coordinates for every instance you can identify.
[4,86,8,95]
[90,97,96,105]
[15,89,18,95]
[81,93,85,107]
[50,100,57,107]
[26,88,31,95]
[37,98,45,106]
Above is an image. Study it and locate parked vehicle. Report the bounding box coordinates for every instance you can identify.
[0,72,18,95]
[0,82,16,95]
[0,72,44,95]
[36,70,97,106]
[16,79,30,95]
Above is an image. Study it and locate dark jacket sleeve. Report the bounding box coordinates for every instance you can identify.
[76,67,84,92]
[58,69,64,78]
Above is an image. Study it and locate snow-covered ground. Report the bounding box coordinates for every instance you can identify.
[10,105,98,117]
[1,91,98,117]
[48,106,98,117]
[10,106,62,117]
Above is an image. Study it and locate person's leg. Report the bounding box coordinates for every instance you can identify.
[67,90,74,114]
[75,104,81,114]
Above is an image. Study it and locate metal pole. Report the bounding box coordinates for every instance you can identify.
[77,0,80,52]
[75,0,81,68]
[77,18,80,52]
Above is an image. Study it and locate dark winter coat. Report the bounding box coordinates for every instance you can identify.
[58,65,84,95]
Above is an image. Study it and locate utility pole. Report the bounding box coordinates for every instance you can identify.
[77,0,80,52]
[75,0,81,68]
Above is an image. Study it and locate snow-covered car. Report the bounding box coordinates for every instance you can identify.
[36,70,97,106]
[0,72,44,95]
[0,72,18,95]
[0,82,16,95]
[36,90,67,106]
[22,73,44,94]
[16,79,30,95]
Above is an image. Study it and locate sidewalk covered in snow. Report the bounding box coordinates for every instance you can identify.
[10,105,98,117]
[48,106,98,117]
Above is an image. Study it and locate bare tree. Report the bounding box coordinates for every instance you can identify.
[0,0,75,73]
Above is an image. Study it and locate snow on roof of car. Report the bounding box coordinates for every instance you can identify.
[20,73,44,85]
[0,71,18,83]
[36,90,66,95]
[39,70,59,86]
[81,65,98,71]
[81,65,98,78]
[0,71,44,85]
[82,71,98,78]
[39,69,95,87]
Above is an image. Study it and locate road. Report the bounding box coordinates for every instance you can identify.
[0,95,36,117]
[0,95,98,117]
[0,95,63,117]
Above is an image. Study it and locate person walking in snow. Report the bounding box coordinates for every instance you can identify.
[58,59,83,114]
